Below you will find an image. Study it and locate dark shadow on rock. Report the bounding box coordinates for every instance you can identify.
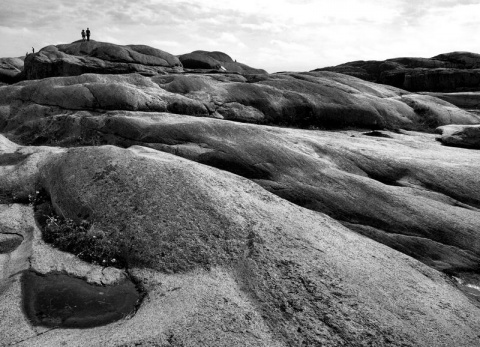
[362,131,393,138]
[0,152,31,166]
[0,233,24,253]
[22,270,142,328]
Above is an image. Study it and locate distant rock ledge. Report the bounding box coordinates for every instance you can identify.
[317,51,480,93]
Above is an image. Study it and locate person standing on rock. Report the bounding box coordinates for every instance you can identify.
[81,29,86,41]
[86,28,91,41]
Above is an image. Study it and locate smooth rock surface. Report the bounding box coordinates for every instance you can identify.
[0,72,478,138]
[24,144,480,346]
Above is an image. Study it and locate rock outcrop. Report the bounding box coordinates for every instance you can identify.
[0,57,24,84]
[2,43,480,346]
[23,41,183,80]
[317,51,480,92]
[178,50,267,74]
[436,124,480,149]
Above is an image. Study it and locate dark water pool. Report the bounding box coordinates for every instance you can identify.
[22,270,142,328]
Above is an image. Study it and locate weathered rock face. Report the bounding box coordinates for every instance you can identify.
[0,57,24,84]
[178,50,267,74]
[318,51,480,92]
[23,41,183,80]
[436,124,480,149]
[2,139,480,346]
[1,72,478,137]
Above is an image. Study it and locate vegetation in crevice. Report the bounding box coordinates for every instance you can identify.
[31,188,127,269]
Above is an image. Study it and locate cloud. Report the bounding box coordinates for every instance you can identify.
[1,0,480,72]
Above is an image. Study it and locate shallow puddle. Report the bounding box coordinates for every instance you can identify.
[22,270,142,328]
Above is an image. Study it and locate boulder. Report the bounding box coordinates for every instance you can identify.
[436,124,480,149]
[0,57,24,84]
[23,41,183,80]
[317,51,480,92]
[178,50,267,74]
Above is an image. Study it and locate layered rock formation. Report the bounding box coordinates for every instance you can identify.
[2,42,480,346]
[318,51,480,92]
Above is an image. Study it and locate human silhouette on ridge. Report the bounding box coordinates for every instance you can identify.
[81,29,86,41]
[86,28,91,41]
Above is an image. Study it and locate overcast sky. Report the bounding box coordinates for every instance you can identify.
[1,0,480,72]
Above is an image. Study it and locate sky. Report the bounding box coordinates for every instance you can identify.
[1,0,480,73]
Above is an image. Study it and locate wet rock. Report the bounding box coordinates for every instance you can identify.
[22,270,141,328]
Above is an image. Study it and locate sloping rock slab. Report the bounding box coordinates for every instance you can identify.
[30,144,480,346]
[436,124,480,149]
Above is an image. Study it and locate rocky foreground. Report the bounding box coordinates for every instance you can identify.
[1,41,480,347]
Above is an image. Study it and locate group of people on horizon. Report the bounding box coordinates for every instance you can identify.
[81,28,91,41]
